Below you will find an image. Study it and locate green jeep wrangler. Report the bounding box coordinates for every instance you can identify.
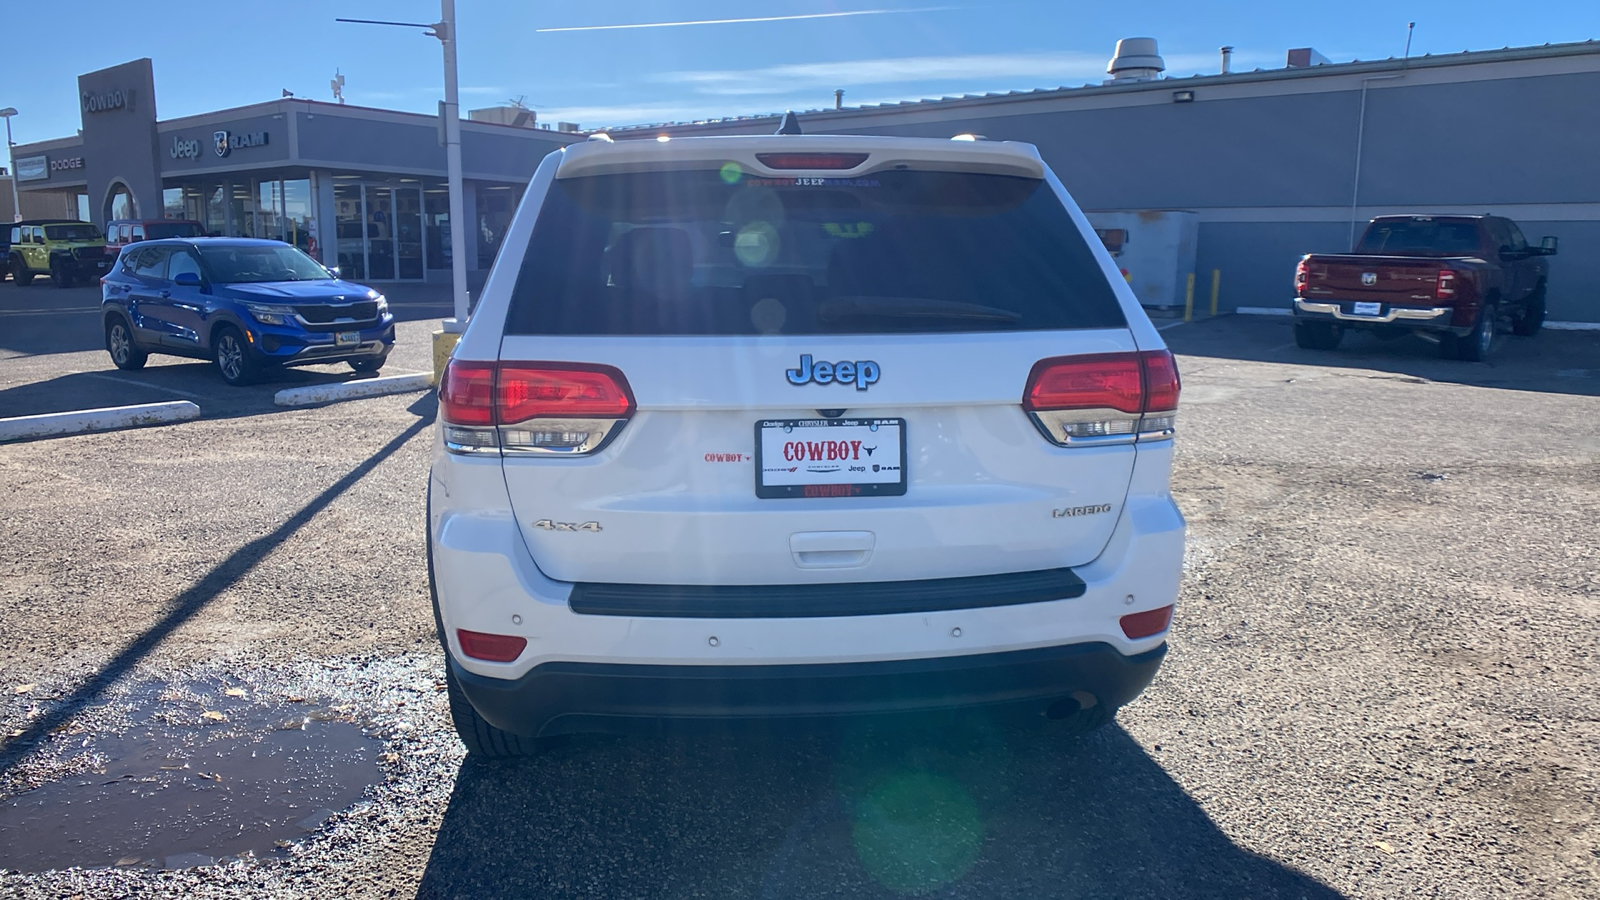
[8,220,111,288]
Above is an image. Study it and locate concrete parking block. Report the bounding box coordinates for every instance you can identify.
[273,373,433,407]
[0,400,202,442]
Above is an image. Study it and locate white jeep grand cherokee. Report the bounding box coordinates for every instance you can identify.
[428,129,1184,756]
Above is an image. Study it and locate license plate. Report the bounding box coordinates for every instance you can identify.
[755,418,906,499]
[96,261,108,269]
[335,331,360,346]
[1352,301,1382,317]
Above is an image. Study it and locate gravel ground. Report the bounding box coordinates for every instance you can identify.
[0,303,1596,898]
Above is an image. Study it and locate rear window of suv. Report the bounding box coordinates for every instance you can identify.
[504,168,1126,336]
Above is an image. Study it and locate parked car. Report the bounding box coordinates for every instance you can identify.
[8,219,110,288]
[1294,214,1557,360]
[101,237,395,385]
[104,218,205,259]
[428,130,1185,757]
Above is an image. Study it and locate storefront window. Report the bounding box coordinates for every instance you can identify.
[108,186,136,222]
[76,194,90,223]
[334,182,365,280]
[424,184,450,270]
[257,180,285,241]
[228,182,256,239]
[163,188,185,219]
[476,185,517,269]
[282,179,312,253]
[205,183,227,236]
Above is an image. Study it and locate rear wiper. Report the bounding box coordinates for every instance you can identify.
[818,296,1023,324]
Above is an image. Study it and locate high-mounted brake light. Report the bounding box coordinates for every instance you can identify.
[1436,269,1458,300]
[440,360,635,456]
[755,152,869,170]
[1023,350,1180,445]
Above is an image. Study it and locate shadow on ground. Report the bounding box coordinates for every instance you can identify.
[417,716,1342,899]
[1165,314,1600,398]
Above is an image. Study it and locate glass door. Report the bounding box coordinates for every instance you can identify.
[395,186,425,279]
[364,185,395,281]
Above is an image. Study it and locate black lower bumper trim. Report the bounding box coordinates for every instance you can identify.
[453,641,1167,737]
[569,567,1088,618]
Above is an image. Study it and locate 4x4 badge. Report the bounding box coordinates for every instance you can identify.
[532,520,602,532]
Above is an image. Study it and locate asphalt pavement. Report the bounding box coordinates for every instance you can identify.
[0,295,1596,898]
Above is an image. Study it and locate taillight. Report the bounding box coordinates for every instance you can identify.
[1120,605,1174,639]
[456,629,527,663]
[1294,258,1309,294]
[755,152,869,170]
[1023,350,1180,445]
[439,359,635,456]
[1436,269,1457,300]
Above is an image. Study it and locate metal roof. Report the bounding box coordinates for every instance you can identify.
[602,38,1600,135]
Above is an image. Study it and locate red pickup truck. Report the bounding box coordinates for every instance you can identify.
[1293,215,1557,361]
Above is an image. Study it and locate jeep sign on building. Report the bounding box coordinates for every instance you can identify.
[9,57,578,282]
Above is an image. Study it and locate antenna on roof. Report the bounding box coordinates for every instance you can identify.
[775,110,802,135]
[331,69,346,105]
[1404,22,1416,62]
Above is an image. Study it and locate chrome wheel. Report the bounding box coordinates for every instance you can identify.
[109,323,131,364]
[216,334,243,381]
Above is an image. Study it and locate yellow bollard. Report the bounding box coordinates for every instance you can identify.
[431,330,462,385]
[1184,273,1195,322]
[1210,269,1221,317]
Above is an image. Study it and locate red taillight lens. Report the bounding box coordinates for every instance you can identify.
[1140,350,1181,412]
[1120,605,1174,639]
[1023,350,1180,414]
[497,364,635,425]
[755,152,869,170]
[1025,353,1144,414]
[439,359,496,426]
[1294,258,1309,294]
[457,629,527,663]
[1436,269,1457,300]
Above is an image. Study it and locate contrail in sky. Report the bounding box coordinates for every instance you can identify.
[536,8,952,33]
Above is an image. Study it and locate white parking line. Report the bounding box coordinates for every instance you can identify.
[0,307,101,317]
[1156,321,1187,332]
[85,372,206,400]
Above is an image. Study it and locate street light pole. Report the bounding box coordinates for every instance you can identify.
[1,108,19,224]
[438,0,469,333]
[335,4,470,331]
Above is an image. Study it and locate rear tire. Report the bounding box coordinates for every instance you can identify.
[1293,320,1342,351]
[212,325,261,385]
[1449,302,1497,362]
[105,316,148,370]
[1512,285,1545,337]
[12,257,35,286]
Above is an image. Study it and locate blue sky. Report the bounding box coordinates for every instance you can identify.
[7,0,1600,143]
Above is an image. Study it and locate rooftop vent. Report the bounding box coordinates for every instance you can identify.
[556,121,581,133]
[1106,37,1165,83]
[467,106,536,128]
[1287,47,1331,68]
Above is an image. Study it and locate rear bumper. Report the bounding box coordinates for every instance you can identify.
[1293,298,1463,331]
[453,641,1167,737]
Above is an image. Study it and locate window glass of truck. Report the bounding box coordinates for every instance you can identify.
[1356,219,1480,256]
[504,169,1126,336]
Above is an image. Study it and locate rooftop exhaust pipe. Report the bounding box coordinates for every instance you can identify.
[834,89,844,110]
[1220,46,1234,74]
[1105,37,1165,83]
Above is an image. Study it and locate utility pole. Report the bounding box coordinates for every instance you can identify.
[1,108,19,224]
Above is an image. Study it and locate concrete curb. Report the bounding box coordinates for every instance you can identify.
[274,373,434,407]
[0,401,202,443]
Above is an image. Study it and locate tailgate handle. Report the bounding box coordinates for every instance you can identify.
[790,531,874,569]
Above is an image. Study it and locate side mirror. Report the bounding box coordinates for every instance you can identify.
[173,271,202,287]
[1540,236,1559,255]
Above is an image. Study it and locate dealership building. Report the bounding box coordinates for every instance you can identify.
[11,43,1600,322]
[8,59,579,284]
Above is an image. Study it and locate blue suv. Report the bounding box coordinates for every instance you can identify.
[101,238,396,385]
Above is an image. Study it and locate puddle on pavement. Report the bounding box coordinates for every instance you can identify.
[0,681,381,872]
